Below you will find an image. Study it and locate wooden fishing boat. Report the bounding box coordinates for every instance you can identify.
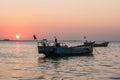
[93,42,109,47]
[37,38,93,57]
[84,41,109,47]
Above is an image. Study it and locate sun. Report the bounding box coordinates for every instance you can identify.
[16,35,20,39]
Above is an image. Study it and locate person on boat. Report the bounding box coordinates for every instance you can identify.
[54,37,60,46]
[54,36,57,43]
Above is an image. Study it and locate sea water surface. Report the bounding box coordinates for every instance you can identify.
[0,41,120,80]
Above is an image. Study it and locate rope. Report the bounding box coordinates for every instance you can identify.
[94,48,101,54]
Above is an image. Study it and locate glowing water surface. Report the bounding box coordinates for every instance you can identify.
[0,41,120,80]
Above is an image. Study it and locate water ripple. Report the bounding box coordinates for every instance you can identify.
[0,41,120,80]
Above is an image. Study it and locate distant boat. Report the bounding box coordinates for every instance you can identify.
[84,41,109,47]
[2,39,10,41]
[37,38,93,57]
[93,42,109,47]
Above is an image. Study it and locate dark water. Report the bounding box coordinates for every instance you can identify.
[0,41,120,80]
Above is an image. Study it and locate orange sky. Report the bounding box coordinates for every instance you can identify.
[0,0,120,41]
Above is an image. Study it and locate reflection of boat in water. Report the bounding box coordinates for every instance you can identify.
[37,38,93,57]
[84,41,109,47]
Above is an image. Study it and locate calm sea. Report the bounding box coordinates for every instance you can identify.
[0,41,120,80]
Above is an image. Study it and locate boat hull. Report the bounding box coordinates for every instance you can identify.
[55,47,93,56]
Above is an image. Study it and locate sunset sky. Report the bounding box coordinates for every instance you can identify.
[0,0,120,41]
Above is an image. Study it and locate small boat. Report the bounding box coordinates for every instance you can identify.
[93,42,109,47]
[2,39,10,41]
[37,38,93,57]
[84,41,109,47]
